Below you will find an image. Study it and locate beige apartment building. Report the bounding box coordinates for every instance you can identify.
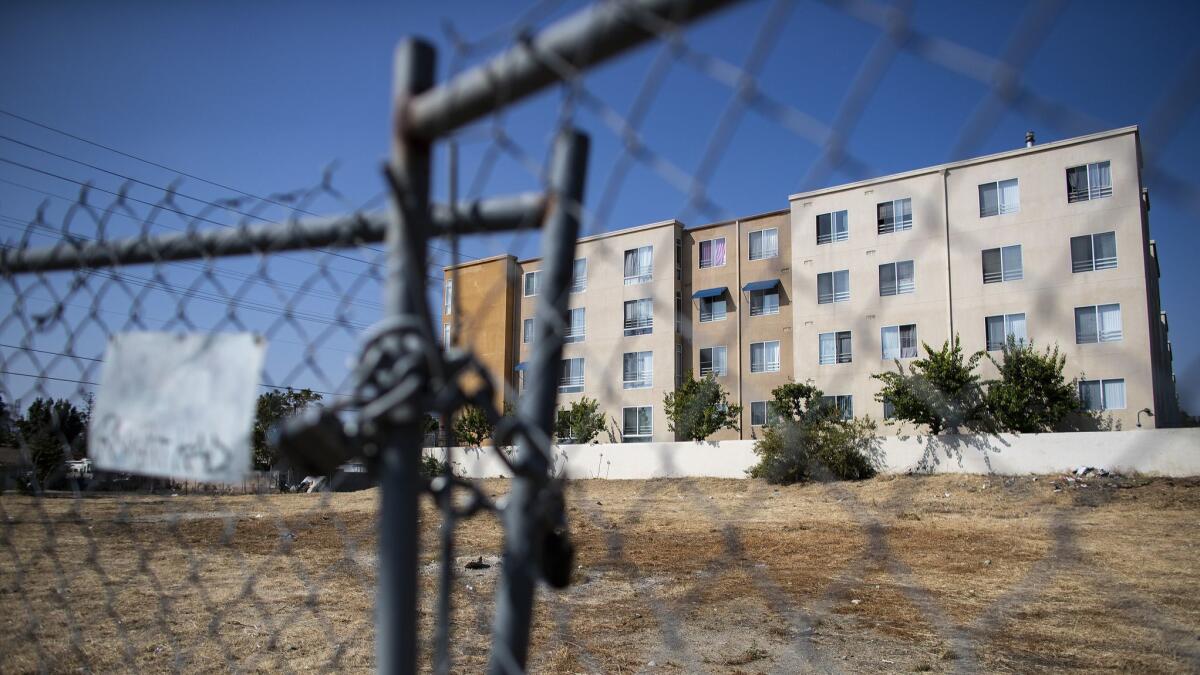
[445,126,1180,440]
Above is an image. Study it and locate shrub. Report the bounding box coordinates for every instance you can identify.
[452,405,492,449]
[872,337,990,435]
[554,396,605,444]
[985,338,1081,432]
[748,382,880,484]
[663,372,742,441]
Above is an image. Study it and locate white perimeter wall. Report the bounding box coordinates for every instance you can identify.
[429,428,1200,479]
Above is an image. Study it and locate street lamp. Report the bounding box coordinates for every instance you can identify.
[1137,407,1154,428]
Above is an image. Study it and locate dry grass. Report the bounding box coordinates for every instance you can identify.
[1,474,1198,673]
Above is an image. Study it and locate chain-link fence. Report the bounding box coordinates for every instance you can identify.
[3,0,1199,672]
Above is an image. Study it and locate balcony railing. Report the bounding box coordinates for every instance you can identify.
[623,316,653,336]
[558,375,584,393]
[1068,185,1113,203]
[623,376,652,390]
[623,268,652,285]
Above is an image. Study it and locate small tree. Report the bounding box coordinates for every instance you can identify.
[985,338,1081,432]
[253,388,323,470]
[748,381,879,484]
[452,405,492,449]
[14,397,88,486]
[554,396,606,444]
[663,372,742,441]
[872,337,990,435]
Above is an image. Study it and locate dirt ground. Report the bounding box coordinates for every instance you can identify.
[1,473,1198,673]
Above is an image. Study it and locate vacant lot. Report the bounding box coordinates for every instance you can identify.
[2,474,1198,673]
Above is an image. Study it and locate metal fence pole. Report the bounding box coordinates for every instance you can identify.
[379,37,436,675]
[487,128,589,674]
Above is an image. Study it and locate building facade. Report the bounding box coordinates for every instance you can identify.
[444,126,1180,440]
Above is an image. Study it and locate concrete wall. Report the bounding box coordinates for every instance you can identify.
[431,428,1200,479]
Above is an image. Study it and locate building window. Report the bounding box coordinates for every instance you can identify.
[622,406,653,443]
[979,178,1019,217]
[571,258,587,293]
[879,260,915,296]
[522,318,534,344]
[749,287,780,316]
[1079,378,1125,411]
[750,340,781,373]
[1071,232,1117,273]
[817,270,850,304]
[1075,304,1122,344]
[699,346,728,377]
[623,298,654,336]
[698,237,726,269]
[443,323,451,347]
[982,245,1023,284]
[816,210,849,245]
[748,228,779,260]
[675,237,682,280]
[559,358,584,393]
[819,331,852,365]
[565,308,585,343]
[444,279,453,315]
[699,296,727,323]
[1067,161,1112,203]
[622,351,653,389]
[675,344,683,387]
[623,245,653,285]
[516,368,526,392]
[877,198,913,234]
[821,395,853,420]
[985,313,1027,351]
[883,399,895,420]
[523,270,541,296]
[881,324,918,360]
[750,401,779,427]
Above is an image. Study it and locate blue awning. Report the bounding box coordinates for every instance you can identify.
[742,279,780,292]
[514,362,528,371]
[692,286,727,300]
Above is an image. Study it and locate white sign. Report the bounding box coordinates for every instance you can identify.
[89,332,266,483]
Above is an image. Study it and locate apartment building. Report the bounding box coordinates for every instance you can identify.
[444,125,1180,440]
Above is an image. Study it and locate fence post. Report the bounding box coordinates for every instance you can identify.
[488,128,589,674]
[379,37,436,675]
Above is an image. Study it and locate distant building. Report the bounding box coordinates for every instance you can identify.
[444,126,1180,440]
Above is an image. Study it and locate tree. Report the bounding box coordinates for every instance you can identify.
[452,405,492,449]
[554,396,606,444]
[872,337,991,435]
[985,338,1081,432]
[252,388,323,470]
[0,396,16,447]
[663,372,742,441]
[748,381,879,484]
[14,397,88,486]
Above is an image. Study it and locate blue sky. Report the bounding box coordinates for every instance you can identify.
[2,0,1199,412]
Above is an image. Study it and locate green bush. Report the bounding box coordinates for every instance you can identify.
[748,382,880,484]
[984,338,1080,433]
[554,397,606,444]
[663,372,741,441]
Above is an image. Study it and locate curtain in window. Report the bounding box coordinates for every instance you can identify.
[1075,307,1098,343]
[1008,313,1027,344]
[765,341,779,369]
[833,270,849,301]
[837,332,852,362]
[639,246,653,274]
[833,211,848,240]
[1102,379,1125,410]
[1079,381,1102,411]
[879,264,896,296]
[900,324,918,358]
[896,260,915,293]
[877,201,894,232]
[751,401,766,426]
[1090,161,1111,196]
[982,248,1002,283]
[818,272,834,303]
[1067,166,1087,202]
[764,291,779,314]
[572,259,587,290]
[881,326,900,360]
[1000,179,1020,213]
[819,333,835,364]
[712,239,726,266]
[1002,245,1022,281]
[979,182,999,216]
[567,308,585,341]
[1094,232,1117,269]
[1071,235,1094,272]
[896,198,912,228]
[763,229,777,255]
[1099,304,1122,341]
[986,315,1006,350]
[714,347,726,374]
[624,250,637,279]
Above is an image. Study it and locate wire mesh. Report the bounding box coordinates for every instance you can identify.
[3,0,1199,672]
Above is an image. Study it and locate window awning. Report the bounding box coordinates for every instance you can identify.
[514,362,528,371]
[742,279,780,292]
[692,286,727,300]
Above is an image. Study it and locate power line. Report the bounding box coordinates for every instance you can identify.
[0,108,493,266]
[0,365,351,399]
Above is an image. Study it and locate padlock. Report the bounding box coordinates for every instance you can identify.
[540,527,575,589]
